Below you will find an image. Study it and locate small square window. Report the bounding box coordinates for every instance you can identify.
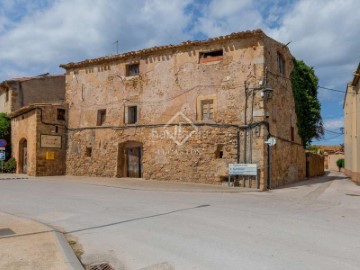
[85,147,92,157]
[97,109,106,126]
[5,89,9,102]
[127,106,137,124]
[199,50,223,63]
[291,126,295,142]
[201,99,214,120]
[126,63,140,76]
[57,109,66,121]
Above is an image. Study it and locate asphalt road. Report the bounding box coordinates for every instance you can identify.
[0,171,359,270]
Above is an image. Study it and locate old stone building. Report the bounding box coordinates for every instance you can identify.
[0,74,65,113]
[344,63,360,183]
[0,74,67,176]
[61,29,305,189]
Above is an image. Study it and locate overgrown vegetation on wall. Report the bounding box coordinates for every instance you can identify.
[291,58,323,147]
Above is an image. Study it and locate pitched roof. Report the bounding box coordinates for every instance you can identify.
[60,29,266,70]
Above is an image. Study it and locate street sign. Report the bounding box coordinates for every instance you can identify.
[229,164,257,176]
[228,164,258,188]
[0,151,5,161]
[0,139,7,148]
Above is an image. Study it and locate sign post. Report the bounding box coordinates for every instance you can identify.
[0,151,5,173]
[228,164,258,188]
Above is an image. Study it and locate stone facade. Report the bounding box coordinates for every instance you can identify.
[10,104,67,176]
[306,152,324,178]
[344,63,360,184]
[0,74,65,114]
[0,74,67,176]
[61,29,306,189]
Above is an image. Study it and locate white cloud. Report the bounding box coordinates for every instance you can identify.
[0,0,192,80]
[191,0,265,37]
[324,117,344,130]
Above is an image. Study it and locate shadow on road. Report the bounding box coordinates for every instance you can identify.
[278,171,349,190]
[66,204,210,234]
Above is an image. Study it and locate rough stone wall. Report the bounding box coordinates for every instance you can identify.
[263,37,306,188]
[11,105,67,176]
[306,152,324,177]
[1,76,65,114]
[11,110,37,175]
[0,86,13,113]
[65,35,270,187]
[35,105,67,176]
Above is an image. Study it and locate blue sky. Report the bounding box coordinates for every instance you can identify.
[1,0,359,145]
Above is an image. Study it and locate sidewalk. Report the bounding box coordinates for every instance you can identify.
[0,212,83,270]
[43,175,263,193]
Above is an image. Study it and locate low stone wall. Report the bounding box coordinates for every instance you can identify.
[306,152,324,178]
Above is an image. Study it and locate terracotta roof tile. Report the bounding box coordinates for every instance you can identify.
[60,29,265,70]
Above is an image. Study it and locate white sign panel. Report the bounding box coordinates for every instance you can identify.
[229,164,257,176]
[41,135,62,148]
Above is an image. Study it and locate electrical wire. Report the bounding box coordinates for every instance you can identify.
[323,128,343,135]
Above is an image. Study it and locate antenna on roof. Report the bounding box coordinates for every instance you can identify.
[282,41,292,48]
[113,40,119,55]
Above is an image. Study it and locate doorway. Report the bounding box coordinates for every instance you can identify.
[127,146,142,177]
[19,139,28,174]
[117,141,143,178]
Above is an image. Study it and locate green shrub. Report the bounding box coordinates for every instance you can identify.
[336,158,345,172]
[2,157,16,173]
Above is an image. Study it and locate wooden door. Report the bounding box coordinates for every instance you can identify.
[22,140,27,174]
[127,147,142,178]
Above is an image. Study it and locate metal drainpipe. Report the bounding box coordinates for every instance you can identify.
[267,142,271,189]
[237,130,240,163]
[244,81,247,163]
[250,127,253,163]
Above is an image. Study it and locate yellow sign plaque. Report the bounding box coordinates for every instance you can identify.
[46,151,55,160]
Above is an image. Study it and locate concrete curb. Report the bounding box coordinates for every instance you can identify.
[53,231,84,270]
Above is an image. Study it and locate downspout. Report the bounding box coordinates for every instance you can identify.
[237,130,240,163]
[264,66,271,189]
[244,81,248,163]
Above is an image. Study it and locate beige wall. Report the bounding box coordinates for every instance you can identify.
[344,64,360,183]
[11,110,38,175]
[0,86,12,113]
[327,153,345,172]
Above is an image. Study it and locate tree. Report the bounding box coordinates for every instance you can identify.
[291,58,324,147]
[0,113,11,160]
[336,158,345,172]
